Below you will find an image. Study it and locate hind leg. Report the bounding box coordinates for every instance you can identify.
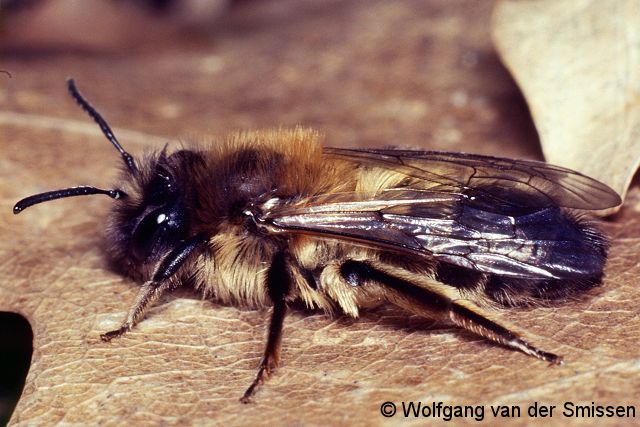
[340,259,563,364]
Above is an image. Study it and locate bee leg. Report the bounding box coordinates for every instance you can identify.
[446,299,563,365]
[101,234,208,342]
[241,250,292,403]
[100,280,172,341]
[340,260,563,365]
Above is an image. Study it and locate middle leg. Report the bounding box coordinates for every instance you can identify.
[241,249,293,403]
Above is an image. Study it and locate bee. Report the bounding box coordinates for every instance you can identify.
[14,79,621,402]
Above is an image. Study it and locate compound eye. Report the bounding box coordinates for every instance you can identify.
[131,207,168,261]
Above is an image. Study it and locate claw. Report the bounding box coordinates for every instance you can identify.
[100,326,130,342]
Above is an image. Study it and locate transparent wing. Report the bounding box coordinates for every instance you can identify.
[323,147,621,211]
[257,149,615,280]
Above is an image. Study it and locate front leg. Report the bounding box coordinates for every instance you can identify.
[101,234,207,341]
[100,280,172,341]
[241,249,293,403]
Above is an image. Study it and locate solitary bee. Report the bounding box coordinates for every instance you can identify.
[14,80,621,402]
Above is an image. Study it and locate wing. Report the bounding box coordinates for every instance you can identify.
[256,149,617,280]
[323,147,621,211]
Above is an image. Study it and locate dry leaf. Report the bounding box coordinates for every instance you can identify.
[1,1,639,425]
[492,0,640,207]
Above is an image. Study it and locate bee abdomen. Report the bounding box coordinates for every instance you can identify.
[481,209,608,306]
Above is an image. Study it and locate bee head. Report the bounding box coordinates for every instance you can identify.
[13,79,201,279]
[107,148,205,278]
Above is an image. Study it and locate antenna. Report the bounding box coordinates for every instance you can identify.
[67,78,138,174]
[13,186,126,214]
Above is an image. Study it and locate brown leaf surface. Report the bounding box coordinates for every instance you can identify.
[1,1,639,425]
[492,0,640,206]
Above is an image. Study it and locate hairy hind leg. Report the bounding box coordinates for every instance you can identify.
[340,260,562,365]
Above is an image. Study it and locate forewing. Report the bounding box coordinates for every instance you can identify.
[262,189,605,280]
[261,146,617,279]
[323,148,621,211]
